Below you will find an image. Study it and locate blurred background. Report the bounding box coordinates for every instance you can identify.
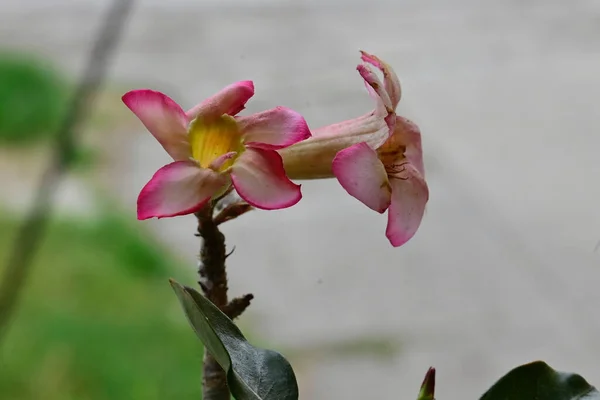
[1,0,600,399]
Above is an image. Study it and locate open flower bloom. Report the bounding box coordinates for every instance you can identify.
[122,81,311,220]
[279,52,428,247]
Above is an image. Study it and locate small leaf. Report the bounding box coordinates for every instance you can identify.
[417,367,435,400]
[480,361,600,400]
[170,279,299,400]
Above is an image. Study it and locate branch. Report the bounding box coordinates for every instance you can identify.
[194,199,256,399]
[196,205,228,309]
[223,293,254,320]
[195,204,230,400]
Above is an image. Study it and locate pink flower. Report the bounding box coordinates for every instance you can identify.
[122,81,311,220]
[279,52,428,247]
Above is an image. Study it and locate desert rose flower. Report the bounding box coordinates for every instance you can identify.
[279,52,428,247]
[122,81,311,220]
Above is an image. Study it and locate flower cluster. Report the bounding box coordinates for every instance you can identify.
[123,52,428,247]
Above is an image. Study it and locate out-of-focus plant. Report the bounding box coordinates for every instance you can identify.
[0,52,68,144]
[0,0,133,347]
[0,211,206,400]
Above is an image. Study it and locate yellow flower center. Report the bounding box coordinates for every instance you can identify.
[188,114,245,171]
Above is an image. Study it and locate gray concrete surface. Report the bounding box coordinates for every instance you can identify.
[2,0,600,398]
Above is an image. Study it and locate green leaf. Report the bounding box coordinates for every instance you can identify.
[170,279,231,371]
[480,361,600,400]
[170,279,299,400]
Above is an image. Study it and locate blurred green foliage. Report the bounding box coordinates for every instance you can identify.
[0,212,204,400]
[0,51,68,145]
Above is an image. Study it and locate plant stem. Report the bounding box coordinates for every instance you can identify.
[195,204,230,400]
[194,199,255,399]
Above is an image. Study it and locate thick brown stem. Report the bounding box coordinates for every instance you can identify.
[196,205,228,309]
[202,352,230,400]
[196,204,230,400]
[195,201,255,399]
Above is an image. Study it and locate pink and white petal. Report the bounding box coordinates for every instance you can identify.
[311,107,393,153]
[137,160,229,220]
[280,109,393,181]
[230,148,301,210]
[357,64,393,112]
[360,51,402,109]
[237,106,311,150]
[385,164,429,247]
[332,143,392,213]
[395,116,425,176]
[359,67,395,139]
[186,81,255,120]
[122,90,191,161]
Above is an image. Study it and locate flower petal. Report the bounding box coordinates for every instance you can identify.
[279,110,392,180]
[137,161,229,220]
[332,142,392,213]
[237,106,311,150]
[357,64,393,112]
[360,51,402,109]
[396,116,425,177]
[230,148,301,210]
[186,81,255,120]
[122,90,191,161]
[386,163,429,247]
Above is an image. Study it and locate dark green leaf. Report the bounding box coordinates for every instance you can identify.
[170,279,231,371]
[480,361,600,400]
[170,279,299,400]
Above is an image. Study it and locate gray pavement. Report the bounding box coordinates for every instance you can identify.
[2,0,600,398]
